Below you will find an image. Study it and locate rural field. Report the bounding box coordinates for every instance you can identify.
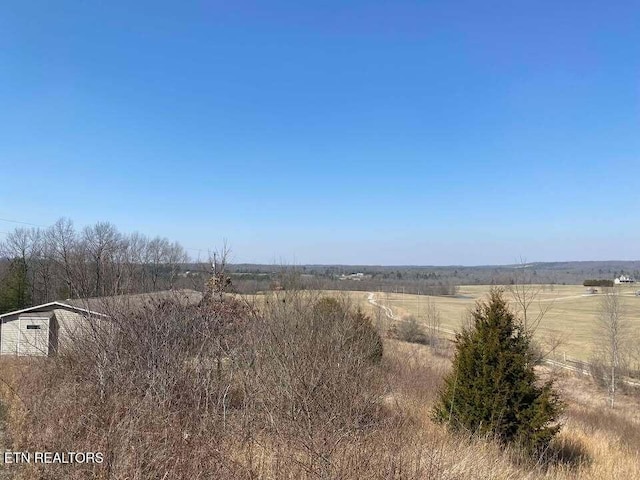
[338,284,640,362]
[2,287,640,479]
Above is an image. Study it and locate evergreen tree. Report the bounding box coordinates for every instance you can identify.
[0,258,31,314]
[433,288,562,455]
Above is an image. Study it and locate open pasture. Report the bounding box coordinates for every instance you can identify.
[346,284,640,362]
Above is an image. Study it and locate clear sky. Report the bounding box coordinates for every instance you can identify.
[1,1,638,265]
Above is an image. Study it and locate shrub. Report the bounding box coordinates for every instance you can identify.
[351,307,384,363]
[432,288,563,456]
[243,292,386,476]
[312,296,383,363]
[396,317,427,344]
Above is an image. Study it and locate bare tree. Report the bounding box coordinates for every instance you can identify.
[111,234,132,295]
[1,218,193,304]
[46,217,79,297]
[166,241,189,289]
[146,236,170,291]
[593,287,630,408]
[83,222,121,297]
[630,336,640,380]
[205,242,233,302]
[424,297,442,351]
[2,228,41,302]
[507,258,554,335]
[26,227,57,303]
[127,231,149,290]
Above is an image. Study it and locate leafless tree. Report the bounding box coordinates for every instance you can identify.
[126,232,149,291]
[424,297,442,351]
[111,234,133,295]
[166,241,189,289]
[2,228,42,301]
[593,287,630,408]
[507,258,554,335]
[145,236,169,291]
[83,222,121,297]
[1,218,193,305]
[46,217,80,297]
[629,335,640,379]
[205,242,233,302]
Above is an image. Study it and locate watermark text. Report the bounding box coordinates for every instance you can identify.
[2,451,104,465]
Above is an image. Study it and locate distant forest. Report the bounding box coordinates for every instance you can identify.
[2,217,639,313]
[223,260,640,295]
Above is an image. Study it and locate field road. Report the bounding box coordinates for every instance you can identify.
[367,292,397,320]
[536,292,640,303]
[544,358,640,387]
[367,292,457,336]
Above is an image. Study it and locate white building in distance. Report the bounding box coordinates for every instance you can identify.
[614,274,635,284]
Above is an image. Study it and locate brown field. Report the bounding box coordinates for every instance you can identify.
[333,284,640,362]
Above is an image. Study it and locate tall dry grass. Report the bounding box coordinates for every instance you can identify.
[0,290,639,479]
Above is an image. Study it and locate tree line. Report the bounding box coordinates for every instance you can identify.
[583,279,614,287]
[0,218,191,313]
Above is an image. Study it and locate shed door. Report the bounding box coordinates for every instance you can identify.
[19,317,50,355]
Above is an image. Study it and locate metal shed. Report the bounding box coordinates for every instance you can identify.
[0,290,203,356]
[0,302,105,356]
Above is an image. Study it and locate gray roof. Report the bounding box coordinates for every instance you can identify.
[0,301,107,319]
[1,290,203,320]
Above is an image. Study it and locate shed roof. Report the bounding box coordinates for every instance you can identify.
[1,290,202,320]
[0,301,107,320]
[16,311,54,319]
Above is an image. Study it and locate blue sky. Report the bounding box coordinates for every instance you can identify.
[1,1,639,265]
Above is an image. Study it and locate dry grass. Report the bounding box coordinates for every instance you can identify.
[377,340,640,480]
[1,292,639,479]
[346,284,640,361]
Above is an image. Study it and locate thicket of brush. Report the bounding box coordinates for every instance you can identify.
[1,290,639,479]
[0,291,389,479]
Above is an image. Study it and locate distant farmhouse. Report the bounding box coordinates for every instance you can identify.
[614,274,635,284]
[338,272,369,281]
[0,290,202,356]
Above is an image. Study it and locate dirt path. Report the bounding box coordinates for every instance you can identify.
[367,292,457,336]
[367,292,397,320]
